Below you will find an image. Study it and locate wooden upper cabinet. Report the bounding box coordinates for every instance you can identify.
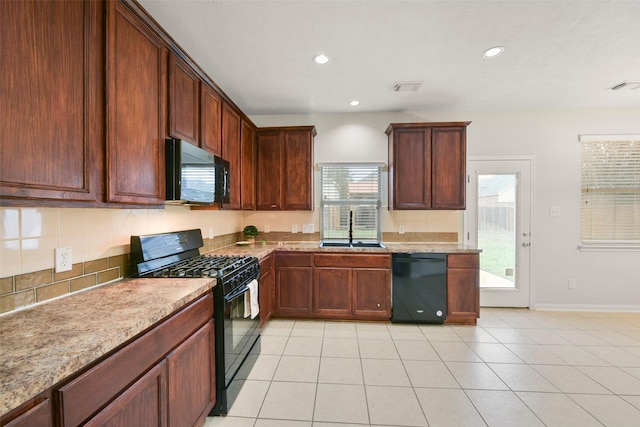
[200,84,222,156]
[169,54,199,144]
[221,102,241,209]
[0,0,103,203]
[106,0,167,204]
[256,126,315,211]
[256,131,283,210]
[387,122,470,210]
[240,120,256,210]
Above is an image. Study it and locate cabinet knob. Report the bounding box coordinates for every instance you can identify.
[270,204,276,208]
[377,303,381,308]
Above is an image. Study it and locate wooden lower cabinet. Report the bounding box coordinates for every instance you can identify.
[84,361,167,427]
[446,254,480,325]
[3,398,52,427]
[274,253,313,317]
[57,293,215,427]
[353,268,391,319]
[314,268,352,316]
[259,254,275,326]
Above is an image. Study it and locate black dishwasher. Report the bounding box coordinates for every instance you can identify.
[391,253,447,324]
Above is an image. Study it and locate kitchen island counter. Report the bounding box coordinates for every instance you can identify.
[0,276,215,418]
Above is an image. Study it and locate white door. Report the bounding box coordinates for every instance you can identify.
[465,158,532,308]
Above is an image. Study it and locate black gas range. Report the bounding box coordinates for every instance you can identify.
[130,229,261,416]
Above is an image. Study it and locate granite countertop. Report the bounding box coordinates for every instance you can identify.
[207,241,481,257]
[0,277,215,418]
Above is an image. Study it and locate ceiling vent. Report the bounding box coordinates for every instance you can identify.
[393,81,423,92]
[608,81,640,91]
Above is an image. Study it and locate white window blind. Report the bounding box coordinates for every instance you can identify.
[580,135,640,247]
[320,164,383,241]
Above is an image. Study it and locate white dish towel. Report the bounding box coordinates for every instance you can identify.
[244,279,260,319]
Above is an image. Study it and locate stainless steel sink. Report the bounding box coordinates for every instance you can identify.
[319,241,387,249]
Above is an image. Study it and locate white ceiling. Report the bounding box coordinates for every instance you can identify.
[138,0,640,116]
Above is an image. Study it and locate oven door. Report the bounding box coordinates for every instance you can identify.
[223,283,260,388]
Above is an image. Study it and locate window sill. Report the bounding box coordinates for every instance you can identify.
[578,243,640,252]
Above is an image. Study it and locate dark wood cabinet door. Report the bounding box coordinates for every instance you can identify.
[166,321,215,427]
[84,361,167,427]
[446,254,479,325]
[221,102,241,209]
[0,0,103,203]
[240,120,256,210]
[106,0,167,204]
[200,84,222,156]
[169,54,199,144]
[432,127,466,209]
[3,398,52,427]
[353,268,391,319]
[314,268,352,316]
[275,267,313,317]
[259,257,274,327]
[283,129,313,210]
[256,131,283,210]
[392,128,432,209]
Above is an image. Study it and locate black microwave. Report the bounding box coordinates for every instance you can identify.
[166,138,230,205]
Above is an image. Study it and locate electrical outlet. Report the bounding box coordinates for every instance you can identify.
[568,278,576,289]
[291,224,298,233]
[549,206,561,217]
[55,247,73,273]
[208,227,214,239]
[264,224,270,233]
[399,225,405,234]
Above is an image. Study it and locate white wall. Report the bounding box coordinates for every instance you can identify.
[252,108,640,310]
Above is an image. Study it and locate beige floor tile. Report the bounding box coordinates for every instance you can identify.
[290,320,325,337]
[258,381,316,421]
[431,341,483,362]
[226,379,270,418]
[583,329,640,346]
[544,344,610,366]
[362,358,411,386]
[451,326,499,343]
[570,394,640,427]
[387,323,426,340]
[551,329,609,346]
[532,364,611,394]
[283,336,322,357]
[582,345,640,367]
[415,388,487,427]
[504,343,566,365]
[484,328,535,344]
[445,362,509,390]
[516,392,603,427]
[321,337,360,358]
[578,366,640,395]
[235,354,280,381]
[313,383,369,424]
[273,356,319,383]
[318,357,363,385]
[623,366,640,380]
[394,339,440,361]
[254,420,310,427]
[488,363,559,392]
[622,395,640,410]
[366,385,428,426]
[204,416,256,427]
[465,389,545,427]
[356,322,392,340]
[261,319,294,336]
[358,338,400,359]
[323,321,357,338]
[258,335,289,355]
[404,360,459,388]
[519,328,572,345]
[419,324,464,341]
[468,342,524,363]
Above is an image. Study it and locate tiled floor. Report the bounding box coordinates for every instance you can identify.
[204,308,640,427]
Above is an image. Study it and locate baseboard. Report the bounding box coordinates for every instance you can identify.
[533,303,640,313]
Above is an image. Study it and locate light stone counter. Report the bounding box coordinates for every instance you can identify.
[0,277,215,418]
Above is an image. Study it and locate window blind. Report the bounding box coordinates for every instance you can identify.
[580,136,640,244]
[320,164,383,241]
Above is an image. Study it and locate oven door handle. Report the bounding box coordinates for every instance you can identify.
[225,284,249,302]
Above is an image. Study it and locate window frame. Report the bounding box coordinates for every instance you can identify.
[579,134,640,252]
[319,162,384,242]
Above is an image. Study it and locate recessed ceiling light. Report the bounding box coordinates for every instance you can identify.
[483,46,504,58]
[349,100,360,106]
[313,54,330,64]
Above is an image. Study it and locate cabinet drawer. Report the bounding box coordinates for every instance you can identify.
[259,254,274,272]
[276,253,312,267]
[314,254,391,269]
[447,254,479,269]
[58,293,213,426]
